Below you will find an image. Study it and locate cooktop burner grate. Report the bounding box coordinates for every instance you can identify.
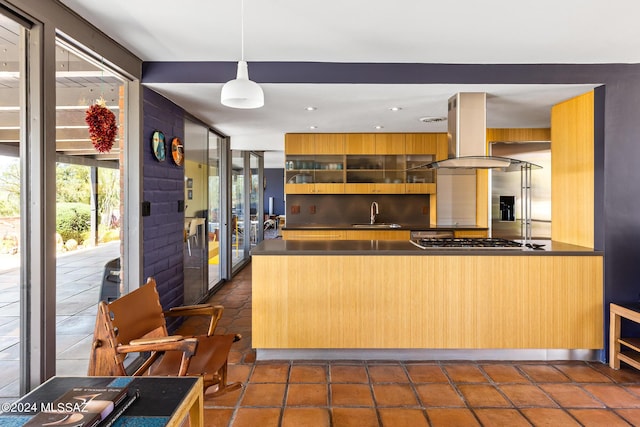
[412,237,523,249]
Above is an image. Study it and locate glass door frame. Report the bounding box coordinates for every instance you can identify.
[1,1,144,394]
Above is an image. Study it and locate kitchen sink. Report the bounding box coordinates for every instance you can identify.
[352,223,402,229]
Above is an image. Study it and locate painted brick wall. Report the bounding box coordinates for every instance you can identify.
[142,87,185,324]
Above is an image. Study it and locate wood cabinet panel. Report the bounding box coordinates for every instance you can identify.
[285,183,315,194]
[405,133,445,154]
[453,229,488,238]
[405,183,436,194]
[344,133,376,154]
[343,230,411,240]
[551,91,594,247]
[285,134,315,154]
[312,183,345,193]
[436,135,449,160]
[375,133,405,154]
[282,229,410,240]
[286,133,444,195]
[486,128,551,143]
[314,133,345,154]
[344,183,406,194]
[253,255,603,349]
[282,230,346,240]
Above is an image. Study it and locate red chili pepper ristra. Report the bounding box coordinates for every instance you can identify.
[85,100,117,153]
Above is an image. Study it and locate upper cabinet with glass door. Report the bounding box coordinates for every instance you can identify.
[404,133,448,194]
[285,134,345,194]
[284,133,446,195]
[344,134,405,194]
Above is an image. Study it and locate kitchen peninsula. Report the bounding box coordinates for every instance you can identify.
[258,96,601,361]
[251,239,603,360]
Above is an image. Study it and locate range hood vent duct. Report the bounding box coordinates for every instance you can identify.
[412,92,540,171]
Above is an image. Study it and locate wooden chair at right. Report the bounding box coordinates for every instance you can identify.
[88,277,241,397]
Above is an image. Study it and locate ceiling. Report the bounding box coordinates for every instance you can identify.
[58,0,640,167]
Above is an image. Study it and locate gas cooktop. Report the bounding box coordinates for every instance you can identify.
[410,237,524,249]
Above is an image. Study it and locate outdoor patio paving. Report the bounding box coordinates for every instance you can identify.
[0,241,120,399]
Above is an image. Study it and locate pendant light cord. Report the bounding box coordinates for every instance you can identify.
[241,0,245,61]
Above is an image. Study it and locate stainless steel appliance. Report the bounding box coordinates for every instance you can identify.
[410,236,525,250]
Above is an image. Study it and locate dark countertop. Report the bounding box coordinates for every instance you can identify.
[251,238,602,256]
[282,224,488,231]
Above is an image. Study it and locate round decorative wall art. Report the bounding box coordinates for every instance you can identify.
[171,137,184,166]
[151,130,166,161]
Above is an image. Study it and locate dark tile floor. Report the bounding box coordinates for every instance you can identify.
[178,263,640,427]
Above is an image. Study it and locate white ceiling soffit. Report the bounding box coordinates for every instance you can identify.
[57,0,622,168]
[146,83,596,167]
[60,0,640,64]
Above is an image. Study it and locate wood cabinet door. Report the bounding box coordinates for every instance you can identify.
[282,230,346,240]
[375,133,405,154]
[372,183,406,194]
[315,134,345,154]
[405,133,444,154]
[436,134,449,160]
[453,230,488,238]
[345,133,376,154]
[344,183,374,194]
[313,183,345,194]
[285,134,315,154]
[284,183,315,194]
[405,183,436,194]
[344,230,411,240]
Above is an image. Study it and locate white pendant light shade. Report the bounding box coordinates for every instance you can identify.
[221,61,264,109]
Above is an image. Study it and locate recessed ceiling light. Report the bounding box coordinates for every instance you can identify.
[305,106,317,111]
[375,125,384,130]
[389,107,402,112]
[309,125,318,130]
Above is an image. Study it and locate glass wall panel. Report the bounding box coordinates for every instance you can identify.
[249,152,263,247]
[54,38,125,375]
[183,118,208,303]
[0,13,23,400]
[207,131,222,288]
[231,151,248,268]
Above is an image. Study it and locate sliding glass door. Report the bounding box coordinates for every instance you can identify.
[54,38,128,376]
[0,12,24,400]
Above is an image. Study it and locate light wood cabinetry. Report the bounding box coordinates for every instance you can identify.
[284,133,315,154]
[285,133,345,154]
[343,230,411,240]
[284,182,345,194]
[281,229,346,240]
[374,133,405,154]
[282,229,410,241]
[405,133,444,154]
[253,254,603,349]
[453,229,488,238]
[551,92,594,248]
[285,133,442,195]
[344,133,376,154]
[344,183,407,194]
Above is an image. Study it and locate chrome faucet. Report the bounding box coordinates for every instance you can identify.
[370,201,379,224]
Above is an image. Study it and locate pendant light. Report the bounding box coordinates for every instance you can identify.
[221,0,264,109]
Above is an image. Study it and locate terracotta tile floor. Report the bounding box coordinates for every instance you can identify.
[177,263,640,426]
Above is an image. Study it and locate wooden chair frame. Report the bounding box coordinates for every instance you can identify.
[88,277,241,397]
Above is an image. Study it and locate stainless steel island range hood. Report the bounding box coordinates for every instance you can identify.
[413,92,540,171]
[422,92,539,237]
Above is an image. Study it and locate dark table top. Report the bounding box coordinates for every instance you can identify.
[0,376,200,426]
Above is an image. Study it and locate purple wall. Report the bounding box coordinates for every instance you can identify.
[264,168,285,216]
[142,87,185,322]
